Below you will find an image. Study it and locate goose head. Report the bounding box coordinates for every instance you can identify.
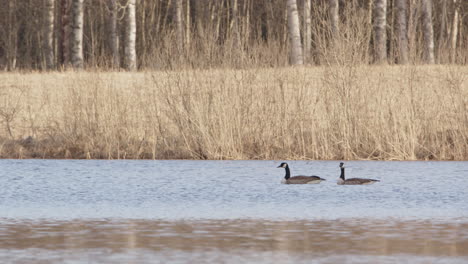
[277,162,288,168]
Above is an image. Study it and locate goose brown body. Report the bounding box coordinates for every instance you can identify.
[277,162,326,184]
[337,162,379,185]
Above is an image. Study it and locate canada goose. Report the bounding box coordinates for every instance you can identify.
[277,162,326,184]
[337,162,379,185]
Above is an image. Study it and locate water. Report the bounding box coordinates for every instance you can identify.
[1,160,467,263]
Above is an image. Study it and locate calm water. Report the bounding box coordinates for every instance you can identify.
[0,160,467,263]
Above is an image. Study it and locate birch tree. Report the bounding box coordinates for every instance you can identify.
[175,0,184,52]
[242,0,252,45]
[124,0,136,70]
[231,0,241,51]
[70,0,84,68]
[395,0,408,64]
[450,0,460,63]
[7,0,17,70]
[374,0,387,63]
[287,0,303,65]
[329,0,339,37]
[303,0,311,62]
[44,0,55,69]
[60,0,71,66]
[421,0,434,64]
[109,0,120,68]
[194,0,205,40]
[437,0,448,62]
[185,0,191,50]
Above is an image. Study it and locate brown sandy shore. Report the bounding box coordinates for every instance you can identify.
[0,66,467,160]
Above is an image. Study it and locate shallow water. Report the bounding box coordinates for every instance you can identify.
[0,160,467,263]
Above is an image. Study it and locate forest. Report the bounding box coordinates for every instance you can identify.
[0,0,466,70]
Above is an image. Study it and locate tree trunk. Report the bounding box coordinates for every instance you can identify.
[367,0,374,60]
[368,0,374,29]
[303,0,311,63]
[389,0,395,60]
[7,0,18,70]
[421,0,434,64]
[437,0,448,63]
[70,0,84,69]
[374,0,387,63]
[60,0,71,67]
[450,0,459,63]
[329,0,339,37]
[124,0,137,70]
[185,0,191,50]
[213,2,222,45]
[194,0,205,39]
[140,0,146,60]
[231,0,241,50]
[175,0,184,52]
[395,0,408,64]
[44,0,55,69]
[243,0,251,45]
[407,0,419,59]
[286,0,303,65]
[109,0,120,68]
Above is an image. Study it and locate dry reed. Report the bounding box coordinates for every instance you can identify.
[0,65,467,160]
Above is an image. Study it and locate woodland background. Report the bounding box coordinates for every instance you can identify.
[0,0,466,70]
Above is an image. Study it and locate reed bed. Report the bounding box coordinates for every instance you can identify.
[0,65,466,160]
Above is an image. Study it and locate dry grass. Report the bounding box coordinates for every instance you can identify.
[0,65,467,160]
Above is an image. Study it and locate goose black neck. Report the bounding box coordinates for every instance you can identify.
[340,167,345,180]
[284,166,291,180]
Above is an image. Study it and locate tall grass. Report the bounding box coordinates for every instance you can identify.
[0,65,466,160]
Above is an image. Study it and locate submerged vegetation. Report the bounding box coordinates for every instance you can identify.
[0,65,466,160]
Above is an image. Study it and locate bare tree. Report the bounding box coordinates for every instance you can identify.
[175,0,184,52]
[70,0,84,68]
[109,0,120,68]
[185,0,191,50]
[231,0,241,51]
[303,0,311,62]
[44,0,55,69]
[437,0,448,62]
[421,0,434,64]
[194,0,205,40]
[407,0,418,60]
[395,0,408,64]
[124,0,137,70]
[6,0,17,70]
[329,0,339,37]
[374,0,387,63]
[60,0,71,67]
[242,0,252,45]
[287,0,303,65]
[450,0,460,63]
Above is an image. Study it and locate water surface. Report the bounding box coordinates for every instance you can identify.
[0,160,467,263]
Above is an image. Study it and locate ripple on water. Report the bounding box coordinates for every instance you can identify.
[0,160,467,263]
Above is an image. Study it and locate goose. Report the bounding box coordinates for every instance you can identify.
[337,162,379,185]
[277,162,326,184]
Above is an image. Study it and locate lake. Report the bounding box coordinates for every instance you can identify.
[0,160,467,263]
